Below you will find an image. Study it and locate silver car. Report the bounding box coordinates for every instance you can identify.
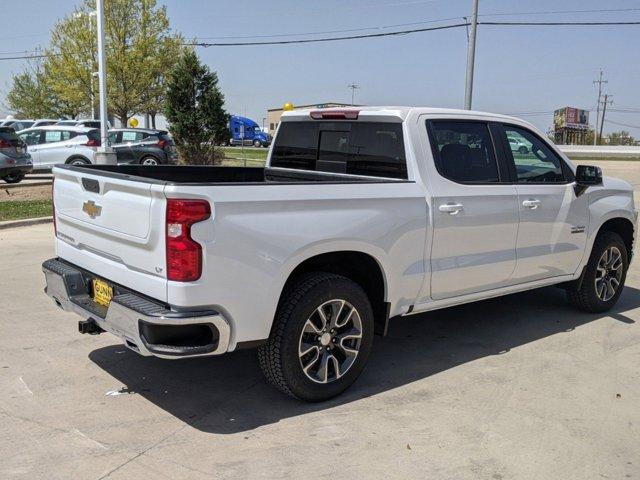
[17,125,100,170]
[0,127,32,183]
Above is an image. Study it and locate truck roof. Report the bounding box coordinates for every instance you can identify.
[281,106,524,124]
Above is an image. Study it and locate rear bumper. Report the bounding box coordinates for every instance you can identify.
[0,164,32,177]
[42,258,230,359]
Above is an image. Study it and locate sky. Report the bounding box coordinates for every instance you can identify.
[1,0,639,135]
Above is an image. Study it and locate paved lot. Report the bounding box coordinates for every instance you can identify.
[1,161,640,479]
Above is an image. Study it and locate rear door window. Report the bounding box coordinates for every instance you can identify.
[427,120,500,183]
[122,131,145,142]
[271,121,407,179]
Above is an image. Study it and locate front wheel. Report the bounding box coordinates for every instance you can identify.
[518,146,529,154]
[258,272,374,401]
[253,139,262,148]
[2,173,25,184]
[567,231,628,312]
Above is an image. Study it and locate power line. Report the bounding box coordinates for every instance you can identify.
[480,21,640,26]
[606,119,640,130]
[190,22,470,47]
[190,20,640,47]
[0,53,52,61]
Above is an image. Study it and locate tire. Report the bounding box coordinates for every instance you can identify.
[140,156,159,166]
[67,157,90,166]
[253,140,262,148]
[518,146,528,154]
[2,173,25,184]
[567,231,628,313]
[258,272,374,401]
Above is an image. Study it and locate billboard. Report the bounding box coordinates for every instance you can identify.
[554,107,590,130]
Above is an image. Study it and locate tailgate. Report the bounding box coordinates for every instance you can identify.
[53,167,168,302]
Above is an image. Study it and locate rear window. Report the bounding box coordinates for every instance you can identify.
[271,121,407,179]
[0,128,20,142]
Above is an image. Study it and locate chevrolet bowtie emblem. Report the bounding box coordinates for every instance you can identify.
[82,200,102,219]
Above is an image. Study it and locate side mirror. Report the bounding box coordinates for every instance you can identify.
[574,165,602,195]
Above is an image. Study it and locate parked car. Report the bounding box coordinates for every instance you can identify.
[0,127,32,183]
[17,126,100,170]
[108,128,177,165]
[223,115,271,147]
[43,106,636,401]
[31,119,60,128]
[508,135,531,154]
[0,119,35,131]
[55,119,111,129]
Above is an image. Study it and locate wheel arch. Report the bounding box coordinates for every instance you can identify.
[278,250,391,336]
[597,217,635,261]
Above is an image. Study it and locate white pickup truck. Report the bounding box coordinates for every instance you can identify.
[43,107,636,401]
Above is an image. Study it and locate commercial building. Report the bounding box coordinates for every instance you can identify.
[266,102,354,136]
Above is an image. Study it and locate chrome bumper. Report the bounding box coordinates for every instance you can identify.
[42,258,230,359]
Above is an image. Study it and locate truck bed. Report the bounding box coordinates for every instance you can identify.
[57,164,406,185]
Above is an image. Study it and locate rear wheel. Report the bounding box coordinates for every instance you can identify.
[567,231,628,312]
[2,173,25,184]
[518,146,528,154]
[67,157,90,166]
[140,156,159,166]
[258,272,374,401]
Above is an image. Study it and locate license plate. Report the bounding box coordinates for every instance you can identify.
[92,279,113,307]
[16,147,25,155]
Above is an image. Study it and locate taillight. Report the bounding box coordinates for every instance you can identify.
[0,139,10,148]
[166,199,211,282]
[52,178,57,236]
[85,139,100,147]
[157,139,167,149]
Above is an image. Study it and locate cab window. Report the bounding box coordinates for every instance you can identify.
[503,125,565,183]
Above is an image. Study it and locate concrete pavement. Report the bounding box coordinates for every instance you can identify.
[1,169,640,478]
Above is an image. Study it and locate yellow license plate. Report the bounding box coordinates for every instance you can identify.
[92,279,113,307]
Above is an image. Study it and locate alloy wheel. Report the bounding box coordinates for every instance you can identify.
[298,299,363,384]
[595,246,623,301]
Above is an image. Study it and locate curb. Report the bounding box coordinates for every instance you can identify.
[0,216,53,230]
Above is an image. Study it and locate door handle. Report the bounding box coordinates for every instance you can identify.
[522,199,542,210]
[439,203,464,215]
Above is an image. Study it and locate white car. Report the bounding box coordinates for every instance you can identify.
[43,106,636,401]
[17,125,100,170]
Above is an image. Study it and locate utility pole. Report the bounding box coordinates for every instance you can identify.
[95,0,116,164]
[598,94,613,145]
[464,0,479,110]
[348,83,360,106]
[593,70,607,145]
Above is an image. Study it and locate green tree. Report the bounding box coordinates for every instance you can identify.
[7,0,183,124]
[165,50,229,165]
[5,57,80,118]
[606,130,637,146]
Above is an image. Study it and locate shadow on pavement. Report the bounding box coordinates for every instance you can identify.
[89,285,639,434]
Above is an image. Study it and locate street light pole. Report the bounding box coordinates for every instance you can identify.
[95,0,116,165]
[464,0,479,110]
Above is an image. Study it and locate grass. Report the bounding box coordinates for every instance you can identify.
[0,200,52,222]
[220,147,268,162]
